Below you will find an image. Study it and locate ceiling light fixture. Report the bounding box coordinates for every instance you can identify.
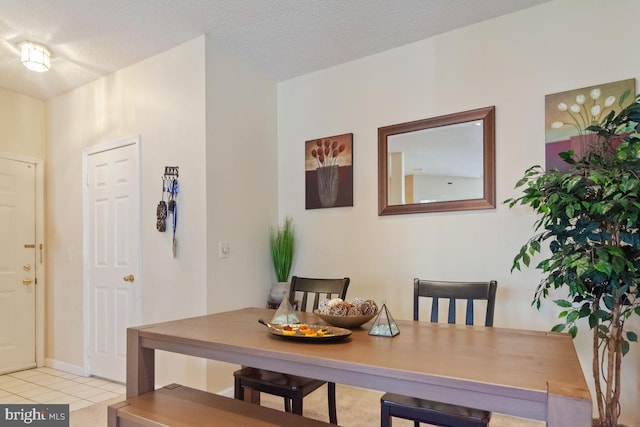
[19,41,51,72]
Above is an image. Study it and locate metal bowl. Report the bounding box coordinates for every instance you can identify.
[313,310,377,329]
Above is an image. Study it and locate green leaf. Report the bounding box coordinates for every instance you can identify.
[627,331,638,342]
[568,325,578,338]
[558,151,576,164]
[603,295,614,310]
[566,204,575,218]
[594,261,613,275]
[566,176,582,192]
[554,299,572,308]
[530,240,541,253]
[566,311,579,323]
[514,177,529,188]
[622,340,630,356]
[551,324,565,333]
[588,314,598,329]
[578,303,590,318]
[511,260,521,272]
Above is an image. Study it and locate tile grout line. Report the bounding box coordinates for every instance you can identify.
[0,368,125,409]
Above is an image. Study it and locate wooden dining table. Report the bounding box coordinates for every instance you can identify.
[127,307,592,426]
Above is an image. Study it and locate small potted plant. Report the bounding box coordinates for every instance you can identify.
[269,216,295,302]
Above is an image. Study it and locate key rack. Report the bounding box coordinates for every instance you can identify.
[157,166,180,258]
[164,166,179,178]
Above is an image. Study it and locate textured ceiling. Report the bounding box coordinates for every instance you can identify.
[0,0,551,100]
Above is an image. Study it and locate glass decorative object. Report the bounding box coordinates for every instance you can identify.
[271,294,300,325]
[368,302,400,337]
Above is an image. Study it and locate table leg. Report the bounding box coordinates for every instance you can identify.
[126,327,155,398]
[547,383,592,427]
[243,387,261,404]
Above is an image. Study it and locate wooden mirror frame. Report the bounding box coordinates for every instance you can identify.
[378,106,495,215]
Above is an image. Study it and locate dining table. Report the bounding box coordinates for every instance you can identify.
[126,307,592,426]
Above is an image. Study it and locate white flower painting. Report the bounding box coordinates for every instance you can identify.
[545,78,636,171]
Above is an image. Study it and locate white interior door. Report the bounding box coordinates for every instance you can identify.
[0,158,36,374]
[86,140,140,382]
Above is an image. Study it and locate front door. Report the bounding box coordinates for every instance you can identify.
[0,158,36,374]
[86,139,140,382]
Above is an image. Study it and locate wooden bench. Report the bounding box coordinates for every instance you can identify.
[108,383,334,427]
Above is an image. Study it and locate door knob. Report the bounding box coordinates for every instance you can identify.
[22,278,33,285]
[123,274,135,282]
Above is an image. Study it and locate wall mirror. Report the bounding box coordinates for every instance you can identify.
[378,106,495,215]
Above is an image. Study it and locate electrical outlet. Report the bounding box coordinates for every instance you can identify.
[219,241,229,259]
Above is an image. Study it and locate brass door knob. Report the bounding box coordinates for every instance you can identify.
[22,278,33,285]
[123,274,135,282]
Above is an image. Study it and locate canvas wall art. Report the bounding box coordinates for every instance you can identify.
[545,78,636,171]
[305,133,353,209]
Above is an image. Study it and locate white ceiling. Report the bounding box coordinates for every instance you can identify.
[0,0,551,101]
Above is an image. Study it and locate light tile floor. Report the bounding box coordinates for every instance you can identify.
[0,367,125,411]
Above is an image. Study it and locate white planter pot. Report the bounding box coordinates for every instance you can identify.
[269,281,289,302]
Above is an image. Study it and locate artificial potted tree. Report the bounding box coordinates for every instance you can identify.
[505,93,640,427]
[269,216,295,303]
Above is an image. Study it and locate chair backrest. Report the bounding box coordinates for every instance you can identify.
[413,279,497,326]
[288,276,350,311]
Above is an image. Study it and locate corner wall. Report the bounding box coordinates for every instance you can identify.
[204,36,278,391]
[276,0,640,424]
[46,37,208,388]
[0,87,45,158]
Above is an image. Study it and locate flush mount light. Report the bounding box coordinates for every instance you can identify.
[19,41,51,72]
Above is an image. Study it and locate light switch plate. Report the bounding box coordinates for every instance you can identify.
[219,241,229,258]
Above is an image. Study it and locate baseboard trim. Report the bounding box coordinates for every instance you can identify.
[217,386,234,397]
[45,358,87,376]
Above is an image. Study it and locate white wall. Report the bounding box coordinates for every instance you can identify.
[204,36,278,313]
[277,0,640,424]
[204,36,278,390]
[44,33,278,393]
[46,37,209,388]
[0,87,45,158]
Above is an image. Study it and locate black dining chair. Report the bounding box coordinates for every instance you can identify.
[234,275,350,425]
[380,278,497,427]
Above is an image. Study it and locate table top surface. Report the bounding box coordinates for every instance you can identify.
[131,307,590,402]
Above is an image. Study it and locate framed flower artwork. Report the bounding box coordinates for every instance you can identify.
[545,78,636,172]
[305,133,353,209]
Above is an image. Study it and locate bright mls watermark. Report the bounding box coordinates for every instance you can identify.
[0,405,68,427]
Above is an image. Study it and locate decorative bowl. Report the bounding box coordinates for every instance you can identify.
[313,310,377,329]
